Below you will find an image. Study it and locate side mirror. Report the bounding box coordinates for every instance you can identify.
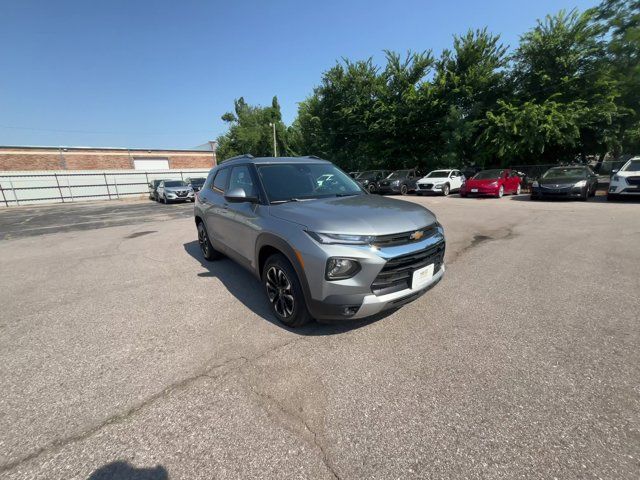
[225,187,257,203]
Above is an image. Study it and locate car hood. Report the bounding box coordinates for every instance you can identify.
[539,176,584,185]
[165,186,191,192]
[616,170,639,177]
[268,194,436,235]
[418,177,448,183]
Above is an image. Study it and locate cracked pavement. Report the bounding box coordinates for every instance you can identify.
[1,195,639,479]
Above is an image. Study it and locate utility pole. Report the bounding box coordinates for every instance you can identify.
[269,122,278,157]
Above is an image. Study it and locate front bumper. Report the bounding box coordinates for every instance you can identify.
[608,182,640,196]
[531,185,586,198]
[461,186,499,196]
[352,264,444,318]
[416,183,445,194]
[166,192,195,201]
[377,184,401,194]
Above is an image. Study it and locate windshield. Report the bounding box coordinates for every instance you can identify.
[258,163,363,203]
[621,159,640,172]
[388,170,410,179]
[165,180,187,187]
[356,171,379,180]
[542,167,587,179]
[473,169,504,180]
[425,170,449,178]
[188,178,206,185]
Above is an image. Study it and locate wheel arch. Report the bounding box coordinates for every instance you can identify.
[254,233,312,304]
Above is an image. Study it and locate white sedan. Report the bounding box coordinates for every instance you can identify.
[416,169,465,196]
[608,157,640,200]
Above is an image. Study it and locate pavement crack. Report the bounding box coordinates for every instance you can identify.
[239,371,340,480]
[0,340,300,475]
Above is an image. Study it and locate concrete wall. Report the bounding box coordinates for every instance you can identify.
[0,168,211,206]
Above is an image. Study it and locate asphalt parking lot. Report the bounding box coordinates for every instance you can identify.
[1,195,639,479]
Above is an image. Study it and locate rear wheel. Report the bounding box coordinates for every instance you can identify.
[263,254,312,328]
[400,184,408,195]
[367,184,376,194]
[516,184,521,195]
[197,221,223,261]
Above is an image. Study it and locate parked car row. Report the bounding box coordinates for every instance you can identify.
[354,160,640,201]
[148,177,206,203]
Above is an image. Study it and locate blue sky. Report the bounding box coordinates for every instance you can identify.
[0,0,598,149]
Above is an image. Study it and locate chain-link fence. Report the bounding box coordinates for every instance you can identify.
[0,170,210,207]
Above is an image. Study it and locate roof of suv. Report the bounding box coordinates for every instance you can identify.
[217,155,331,168]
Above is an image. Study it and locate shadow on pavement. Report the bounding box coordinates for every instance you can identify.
[183,241,391,336]
[88,461,168,480]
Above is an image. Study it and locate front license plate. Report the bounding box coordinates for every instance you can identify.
[412,264,434,290]
[471,188,478,193]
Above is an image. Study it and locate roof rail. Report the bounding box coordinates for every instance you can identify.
[225,153,254,162]
[302,155,321,159]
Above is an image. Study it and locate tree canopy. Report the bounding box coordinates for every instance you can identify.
[216,0,639,170]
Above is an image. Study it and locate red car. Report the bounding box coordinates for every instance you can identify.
[460,169,522,198]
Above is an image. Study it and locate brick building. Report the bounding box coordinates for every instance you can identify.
[0,144,217,171]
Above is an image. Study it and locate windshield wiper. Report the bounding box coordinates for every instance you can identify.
[335,193,360,197]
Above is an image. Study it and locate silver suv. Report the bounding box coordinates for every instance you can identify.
[194,156,445,327]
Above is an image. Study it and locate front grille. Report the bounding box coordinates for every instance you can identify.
[419,183,433,189]
[372,225,438,248]
[175,190,188,197]
[627,176,640,186]
[371,241,445,296]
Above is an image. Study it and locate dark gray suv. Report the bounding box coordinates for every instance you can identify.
[194,155,445,327]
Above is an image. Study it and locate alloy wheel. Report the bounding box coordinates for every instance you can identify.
[198,224,209,258]
[498,185,504,198]
[265,266,295,318]
[443,184,450,196]
[516,184,521,195]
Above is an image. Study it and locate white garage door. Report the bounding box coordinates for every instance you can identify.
[133,158,169,170]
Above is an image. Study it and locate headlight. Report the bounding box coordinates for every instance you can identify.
[489,181,498,186]
[532,181,539,187]
[612,175,621,182]
[392,180,400,185]
[325,258,361,280]
[574,180,587,187]
[306,231,374,245]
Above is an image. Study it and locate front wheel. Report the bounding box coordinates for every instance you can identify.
[497,185,504,198]
[400,184,409,195]
[442,184,450,196]
[367,184,376,194]
[581,188,589,201]
[263,254,312,328]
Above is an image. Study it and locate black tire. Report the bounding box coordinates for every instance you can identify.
[367,184,376,194]
[497,185,504,198]
[197,221,222,261]
[262,253,312,328]
[581,188,589,201]
[400,184,409,195]
[442,184,450,196]
[607,193,617,201]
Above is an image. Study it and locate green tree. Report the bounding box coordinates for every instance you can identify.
[216,96,294,161]
[434,29,510,167]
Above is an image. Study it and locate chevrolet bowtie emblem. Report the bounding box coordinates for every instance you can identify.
[410,230,424,240]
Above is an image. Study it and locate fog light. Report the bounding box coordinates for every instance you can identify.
[325,258,361,280]
[341,306,360,317]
